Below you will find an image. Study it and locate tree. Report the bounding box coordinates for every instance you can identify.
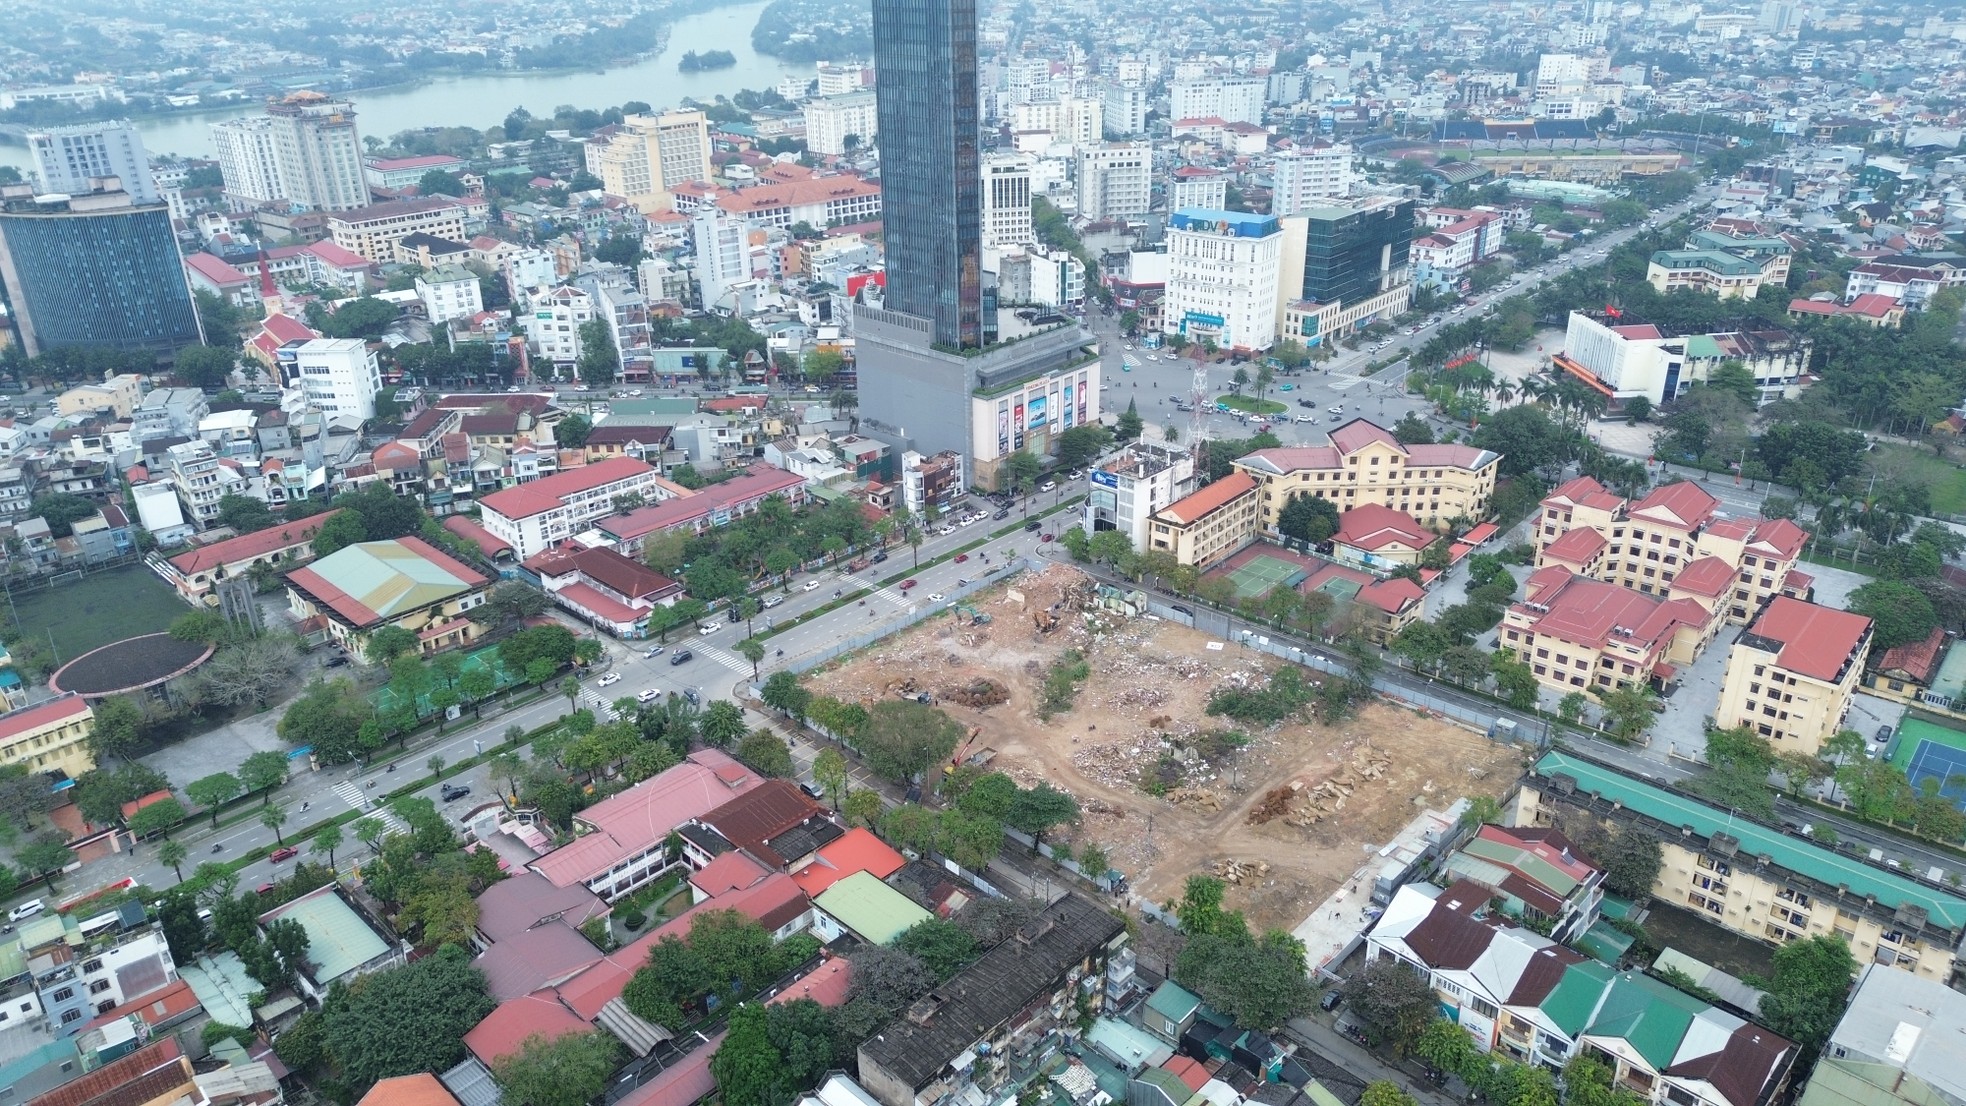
[1343,957,1439,1052]
[320,944,495,1094]
[1054,427,1113,472]
[1599,823,1663,899]
[1001,449,1044,497]
[702,700,747,748]
[311,296,399,340]
[893,918,979,980]
[174,344,238,389]
[1595,684,1660,743]
[577,318,620,387]
[737,636,766,679]
[217,494,278,534]
[1278,493,1340,543]
[1849,581,1939,650]
[1174,930,1318,1029]
[418,169,466,197]
[1757,934,1857,1054]
[158,839,189,883]
[16,833,75,890]
[29,492,99,538]
[1360,1083,1416,1106]
[367,626,421,664]
[844,789,883,828]
[710,1004,804,1106]
[1116,399,1144,441]
[310,510,370,558]
[858,699,967,783]
[259,805,288,846]
[127,797,187,839]
[1006,782,1078,851]
[1473,405,1571,477]
[240,750,290,803]
[185,771,245,830]
[494,1030,621,1106]
[802,347,846,380]
[311,823,343,869]
[935,808,1005,871]
[1623,395,1653,423]
[737,729,795,778]
[812,748,847,807]
[87,695,145,765]
[553,413,594,449]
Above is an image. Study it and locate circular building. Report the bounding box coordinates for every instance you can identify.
[49,633,215,701]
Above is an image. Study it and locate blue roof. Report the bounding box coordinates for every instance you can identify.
[1170,208,1281,237]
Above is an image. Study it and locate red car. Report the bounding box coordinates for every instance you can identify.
[899,578,918,590]
[954,553,969,563]
[1040,533,1055,542]
[270,846,298,862]
[255,883,277,896]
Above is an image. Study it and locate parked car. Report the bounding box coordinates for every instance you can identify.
[800,782,827,800]
[325,655,349,668]
[8,900,45,922]
[440,784,471,802]
[255,883,277,896]
[670,649,694,666]
[270,846,298,862]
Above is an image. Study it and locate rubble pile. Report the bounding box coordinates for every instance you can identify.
[1246,744,1397,827]
[942,677,1010,709]
[1211,858,1271,884]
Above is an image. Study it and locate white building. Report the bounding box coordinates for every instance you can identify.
[803,92,879,157]
[504,248,557,306]
[1083,441,1196,553]
[816,61,873,96]
[416,265,484,325]
[167,439,247,530]
[1169,75,1267,126]
[1102,82,1150,137]
[294,337,383,419]
[639,256,692,304]
[210,116,284,210]
[28,122,159,203]
[966,355,1101,470]
[1010,97,1103,148]
[526,286,593,372]
[478,457,667,558]
[1270,144,1354,215]
[132,480,193,547]
[1534,53,1610,99]
[693,205,753,312]
[1164,208,1283,353]
[1076,141,1152,221]
[266,94,369,212]
[1030,246,1086,308]
[1169,173,1228,212]
[982,153,1035,248]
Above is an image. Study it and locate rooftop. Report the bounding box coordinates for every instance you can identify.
[479,457,656,521]
[813,870,931,945]
[256,885,392,985]
[1734,596,1871,683]
[1155,472,1257,526]
[530,750,759,887]
[1823,962,1966,1102]
[358,1074,463,1106]
[285,537,489,629]
[164,511,337,576]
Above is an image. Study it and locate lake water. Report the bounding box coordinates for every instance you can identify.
[0,0,803,171]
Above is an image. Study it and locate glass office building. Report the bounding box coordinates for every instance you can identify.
[871,0,990,349]
[1300,197,1416,307]
[0,191,201,359]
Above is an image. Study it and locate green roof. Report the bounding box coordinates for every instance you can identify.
[1683,334,1726,360]
[1688,230,1789,254]
[814,870,931,945]
[1146,980,1202,1023]
[262,887,391,984]
[1133,1068,1191,1105]
[300,539,480,623]
[1535,751,1966,930]
[1303,1082,1347,1106]
[607,397,698,417]
[1461,836,1580,896]
[1575,920,1635,964]
[1584,973,1703,1069]
[1649,250,1762,276]
[1539,958,1615,1034]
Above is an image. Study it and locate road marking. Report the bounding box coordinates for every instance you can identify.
[690,642,750,672]
[332,781,408,836]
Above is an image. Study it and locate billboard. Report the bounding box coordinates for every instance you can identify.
[1062,383,1075,429]
[1091,469,1119,488]
[1028,394,1048,429]
[1013,402,1025,450]
[998,401,1011,457]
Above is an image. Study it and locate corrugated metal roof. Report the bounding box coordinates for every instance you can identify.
[814,870,930,944]
[258,887,390,985]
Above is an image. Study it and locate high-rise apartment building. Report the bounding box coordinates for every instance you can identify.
[1075,141,1152,221]
[803,93,879,157]
[27,122,158,203]
[1101,82,1149,137]
[1009,97,1103,148]
[693,206,753,311]
[265,93,369,211]
[1169,75,1267,126]
[210,116,284,210]
[871,0,986,349]
[591,111,714,214]
[0,186,201,358]
[981,153,1034,248]
[1163,209,1283,353]
[1270,143,1354,215]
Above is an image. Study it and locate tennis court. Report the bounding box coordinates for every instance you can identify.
[371,644,524,717]
[1219,552,1312,599]
[1890,716,1966,801]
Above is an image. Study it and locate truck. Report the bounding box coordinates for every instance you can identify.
[846,557,871,573]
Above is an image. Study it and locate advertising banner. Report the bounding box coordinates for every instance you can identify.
[1013,402,1025,450]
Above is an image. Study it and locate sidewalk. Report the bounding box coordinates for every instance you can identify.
[1285,1017,1460,1106]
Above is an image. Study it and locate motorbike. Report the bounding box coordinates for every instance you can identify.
[210,843,224,853]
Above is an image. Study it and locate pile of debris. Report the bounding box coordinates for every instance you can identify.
[942,677,1010,709]
[1248,745,1395,828]
[1211,858,1271,884]
[1165,786,1225,811]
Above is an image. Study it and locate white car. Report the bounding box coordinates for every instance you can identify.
[1295,414,1315,423]
[636,688,660,704]
[597,672,621,687]
[801,579,821,591]
[1039,480,1057,492]
[1148,354,1161,361]
[927,593,947,602]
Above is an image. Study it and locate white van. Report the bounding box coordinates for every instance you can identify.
[696,621,721,635]
[9,899,46,923]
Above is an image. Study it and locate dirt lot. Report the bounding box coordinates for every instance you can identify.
[806,564,1521,933]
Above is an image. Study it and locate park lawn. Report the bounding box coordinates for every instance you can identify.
[1873,443,1966,517]
[4,563,186,662]
[1216,394,1287,415]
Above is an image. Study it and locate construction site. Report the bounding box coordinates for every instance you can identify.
[805,563,1522,933]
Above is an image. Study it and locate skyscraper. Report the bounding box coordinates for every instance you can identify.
[871,0,985,349]
[1300,197,1415,307]
[210,116,284,210]
[27,122,159,203]
[265,93,368,212]
[0,186,201,358]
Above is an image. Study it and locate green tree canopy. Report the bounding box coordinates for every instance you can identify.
[492,1030,621,1106]
[320,945,494,1095]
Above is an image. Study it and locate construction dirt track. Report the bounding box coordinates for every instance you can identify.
[807,564,1523,933]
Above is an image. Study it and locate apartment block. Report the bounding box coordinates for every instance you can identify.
[526,285,594,372]
[1168,75,1266,125]
[1269,144,1354,216]
[328,198,470,263]
[1232,419,1499,530]
[1076,142,1152,222]
[1515,751,1966,982]
[1646,250,1766,299]
[803,93,879,158]
[294,337,383,419]
[1501,566,1725,694]
[1714,597,1871,756]
[1147,472,1261,568]
[478,457,666,558]
[416,264,483,325]
[587,110,712,214]
[1535,477,1811,623]
[981,153,1034,248]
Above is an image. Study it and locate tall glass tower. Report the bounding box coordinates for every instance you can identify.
[872,0,988,349]
[0,190,201,359]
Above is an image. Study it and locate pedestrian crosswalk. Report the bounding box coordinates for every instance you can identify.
[869,584,910,606]
[331,780,408,837]
[689,642,749,672]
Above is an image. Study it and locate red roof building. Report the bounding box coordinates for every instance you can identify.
[155,512,338,604]
[1331,504,1435,567]
[1716,597,1872,755]
[1501,566,1721,694]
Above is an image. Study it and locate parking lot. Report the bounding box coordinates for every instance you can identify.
[1100,343,1430,445]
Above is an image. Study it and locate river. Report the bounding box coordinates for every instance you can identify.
[0,0,802,172]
